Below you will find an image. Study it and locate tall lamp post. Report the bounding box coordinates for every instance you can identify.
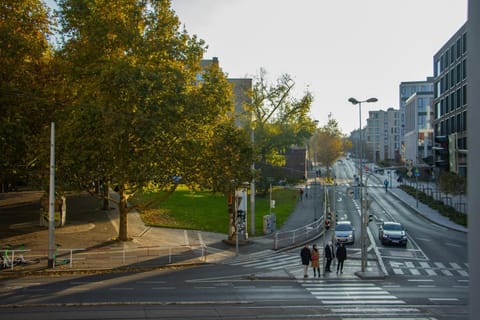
[348,97,377,272]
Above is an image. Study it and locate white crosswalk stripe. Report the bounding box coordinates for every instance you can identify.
[228,252,299,270]
[388,260,468,277]
[299,281,406,305]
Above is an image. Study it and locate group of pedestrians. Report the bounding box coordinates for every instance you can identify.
[300,241,347,278]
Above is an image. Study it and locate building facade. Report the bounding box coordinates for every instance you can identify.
[433,22,468,176]
[399,78,434,162]
[404,92,434,166]
[366,108,401,162]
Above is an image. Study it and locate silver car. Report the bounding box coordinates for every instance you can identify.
[379,221,407,246]
[335,221,355,244]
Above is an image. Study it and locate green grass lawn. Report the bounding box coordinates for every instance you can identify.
[130,186,298,235]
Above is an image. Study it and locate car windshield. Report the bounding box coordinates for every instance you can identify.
[336,224,352,231]
[384,224,403,231]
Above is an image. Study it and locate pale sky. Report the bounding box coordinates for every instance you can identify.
[170,0,467,133]
[46,0,468,134]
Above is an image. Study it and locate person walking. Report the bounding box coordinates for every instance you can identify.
[324,241,334,272]
[300,244,311,278]
[310,244,320,277]
[336,242,347,274]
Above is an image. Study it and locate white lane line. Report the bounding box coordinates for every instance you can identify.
[320,299,406,304]
[429,298,459,302]
[152,287,175,290]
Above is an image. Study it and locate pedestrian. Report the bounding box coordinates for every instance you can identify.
[324,241,334,272]
[299,188,304,201]
[310,244,320,277]
[336,242,347,274]
[300,244,311,278]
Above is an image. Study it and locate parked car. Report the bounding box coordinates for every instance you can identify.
[379,221,407,246]
[335,221,355,244]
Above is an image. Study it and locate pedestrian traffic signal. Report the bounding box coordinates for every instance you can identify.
[325,219,330,229]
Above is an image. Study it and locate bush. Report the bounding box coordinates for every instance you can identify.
[399,185,467,227]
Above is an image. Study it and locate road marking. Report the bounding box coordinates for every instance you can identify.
[429,298,459,302]
[441,269,453,276]
[184,230,190,246]
[152,287,175,290]
[321,299,405,304]
[409,268,421,276]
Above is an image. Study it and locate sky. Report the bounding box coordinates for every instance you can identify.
[169,0,467,133]
[45,0,468,134]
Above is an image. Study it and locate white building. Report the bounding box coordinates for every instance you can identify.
[404,92,434,165]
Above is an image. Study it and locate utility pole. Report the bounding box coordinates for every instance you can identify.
[48,122,55,268]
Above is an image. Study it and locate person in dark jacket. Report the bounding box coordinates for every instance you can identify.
[300,244,311,278]
[336,242,347,274]
[324,241,334,272]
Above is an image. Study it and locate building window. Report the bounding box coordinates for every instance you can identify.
[457,88,461,108]
[456,63,462,83]
[463,85,467,106]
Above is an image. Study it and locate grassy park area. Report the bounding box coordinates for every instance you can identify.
[131,186,299,235]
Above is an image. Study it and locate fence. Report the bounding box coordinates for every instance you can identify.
[273,216,324,250]
[1,245,208,272]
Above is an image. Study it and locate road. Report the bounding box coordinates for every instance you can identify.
[0,158,469,319]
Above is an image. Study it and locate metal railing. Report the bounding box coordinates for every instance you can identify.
[1,245,208,271]
[273,216,324,250]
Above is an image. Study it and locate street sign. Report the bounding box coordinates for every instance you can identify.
[414,167,420,177]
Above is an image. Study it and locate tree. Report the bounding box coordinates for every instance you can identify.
[438,171,466,196]
[311,116,345,180]
[246,69,315,165]
[0,0,54,191]
[54,0,248,241]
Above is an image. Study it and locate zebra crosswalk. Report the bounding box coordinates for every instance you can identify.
[388,260,469,277]
[228,252,298,270]
[300,280,405,305]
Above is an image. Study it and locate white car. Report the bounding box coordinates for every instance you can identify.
[335,221,355,244]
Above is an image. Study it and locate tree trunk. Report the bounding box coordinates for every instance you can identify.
[118,186,128,241]
[102,180,109,211]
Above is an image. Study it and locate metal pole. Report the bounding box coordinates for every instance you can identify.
[48,122,55,268]
[250,111,256,236]
[322,184,327,276]
[359,102,367,273]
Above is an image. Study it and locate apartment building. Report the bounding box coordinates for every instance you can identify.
[366,108,401,162]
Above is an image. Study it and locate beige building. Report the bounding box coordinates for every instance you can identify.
[366,108,401,162]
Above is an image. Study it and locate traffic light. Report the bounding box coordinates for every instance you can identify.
[325,219,330,229]
[433,135,449,170]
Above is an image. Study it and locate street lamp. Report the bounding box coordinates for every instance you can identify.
[348,97,377,273]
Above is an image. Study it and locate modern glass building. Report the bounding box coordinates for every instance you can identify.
[433,22,468,176]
